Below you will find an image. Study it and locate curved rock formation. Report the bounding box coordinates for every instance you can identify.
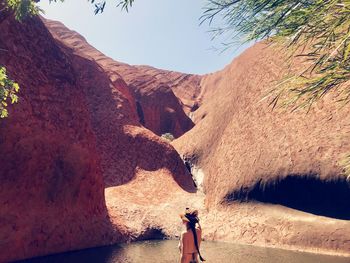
[0,13,117,262]
[2,10,350,261]
[0,13,195,262]
[44,19,201,138]
[174,42,350,255]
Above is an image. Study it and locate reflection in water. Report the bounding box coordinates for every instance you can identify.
[18,240,350,263]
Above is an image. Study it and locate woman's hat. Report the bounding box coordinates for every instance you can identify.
[179,208,199,223]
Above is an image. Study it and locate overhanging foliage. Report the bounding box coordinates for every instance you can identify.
[0,67,19,119]
[202,0,350,109]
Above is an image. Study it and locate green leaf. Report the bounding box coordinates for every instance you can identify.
[13,82,19,92]
[10,94,18,104]
[1,109,8,118]
[0,65,20,119]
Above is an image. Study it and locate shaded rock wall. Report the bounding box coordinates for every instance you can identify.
[62,40,191,188]
[58,39,192,188]
[0,14,120,262]
[225,174,350,220]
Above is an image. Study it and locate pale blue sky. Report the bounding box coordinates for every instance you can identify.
[39,0,249,75]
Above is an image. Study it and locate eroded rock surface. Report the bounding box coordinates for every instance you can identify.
[0,13,118,262]
[2,12,350,261]
[44,19,201,138]
[0,14,195,262]
[174,42,350,255]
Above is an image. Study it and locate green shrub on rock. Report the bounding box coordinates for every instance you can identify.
[0,67,19,119]
[161,133,175,142]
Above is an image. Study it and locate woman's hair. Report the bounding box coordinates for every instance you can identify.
[188,220,205,262]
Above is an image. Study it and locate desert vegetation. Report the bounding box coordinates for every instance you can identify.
[161,133,175,142]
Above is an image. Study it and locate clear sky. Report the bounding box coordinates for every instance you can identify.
[38,0,249,75]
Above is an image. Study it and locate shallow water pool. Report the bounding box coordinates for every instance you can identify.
[19,240,349,263]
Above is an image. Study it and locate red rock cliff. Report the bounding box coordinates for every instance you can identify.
[44,19,201,138]
[0,12,195,262]
[0,12,117,262]
[174,42,350,255]
[3,10,350,261]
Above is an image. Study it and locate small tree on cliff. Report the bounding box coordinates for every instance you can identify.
[161,133,175,142]
[4,0,134,18]
[202,0,350,110]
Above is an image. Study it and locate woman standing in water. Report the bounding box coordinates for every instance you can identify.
[178,208,205,263]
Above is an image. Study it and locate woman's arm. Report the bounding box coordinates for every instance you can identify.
[178,232,184,253]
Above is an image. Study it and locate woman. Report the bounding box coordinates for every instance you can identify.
[178,208,205,263]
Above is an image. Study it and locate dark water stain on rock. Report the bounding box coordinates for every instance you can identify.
[225,174,350,220]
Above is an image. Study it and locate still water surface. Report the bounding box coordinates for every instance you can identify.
[19,240,350,263]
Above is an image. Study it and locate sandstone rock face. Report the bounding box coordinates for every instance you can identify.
[0,14,195,262]
[56,35,192,188]
[3,11,350,261]
[0,14,118,262]
[174,42,350,255]
[44,19,201,138]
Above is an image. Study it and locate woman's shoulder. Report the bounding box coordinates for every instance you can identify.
[181,230,189,237]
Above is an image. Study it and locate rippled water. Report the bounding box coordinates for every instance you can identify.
[19,240,349,263]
